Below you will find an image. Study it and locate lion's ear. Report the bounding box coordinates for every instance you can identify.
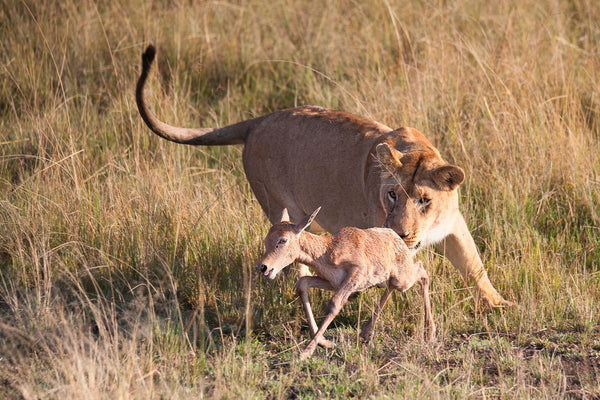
[431,165,465,191]
[375,142,403,169]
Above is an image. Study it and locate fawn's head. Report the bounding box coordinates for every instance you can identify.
[258,207,321,279]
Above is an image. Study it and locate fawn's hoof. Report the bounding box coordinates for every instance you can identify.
[299,344,318,360]
[359,320,374,343]
[318,337,335,349]
[424,325,437,343]
[426,331,436,343]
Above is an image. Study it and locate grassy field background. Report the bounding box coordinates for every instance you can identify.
[1,0,599,398]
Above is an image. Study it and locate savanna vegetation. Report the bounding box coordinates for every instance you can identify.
[0,0,599,398]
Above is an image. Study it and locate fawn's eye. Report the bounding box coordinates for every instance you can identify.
[387,190,397,202]
[276,238,288,247]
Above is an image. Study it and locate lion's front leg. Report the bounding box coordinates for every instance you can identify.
[434,213,513,308]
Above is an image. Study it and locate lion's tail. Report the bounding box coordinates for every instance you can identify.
[135,45,263,146]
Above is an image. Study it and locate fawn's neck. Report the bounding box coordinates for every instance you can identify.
[297,231,332,267]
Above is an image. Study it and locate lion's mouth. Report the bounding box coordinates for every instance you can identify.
[409,242,421,251]
[382,223,422,250]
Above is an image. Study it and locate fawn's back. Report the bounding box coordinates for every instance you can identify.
[320,227,412,290]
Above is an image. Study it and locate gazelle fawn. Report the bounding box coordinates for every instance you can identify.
[258,207,436,360]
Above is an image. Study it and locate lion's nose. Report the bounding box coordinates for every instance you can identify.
[260,264,268,273]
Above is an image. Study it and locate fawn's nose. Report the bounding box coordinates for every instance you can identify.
[260,264,268,273]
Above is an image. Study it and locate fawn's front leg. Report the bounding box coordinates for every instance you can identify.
[295,276,336,349]
[299,275,360,360]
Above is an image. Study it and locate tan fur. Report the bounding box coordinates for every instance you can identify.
[136,45,510,308]
[257,208,435,359]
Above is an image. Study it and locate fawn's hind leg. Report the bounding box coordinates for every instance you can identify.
[387,260,436,342]
[415,261,436,342]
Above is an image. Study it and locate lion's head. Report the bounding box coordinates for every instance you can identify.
[374,132,465,250]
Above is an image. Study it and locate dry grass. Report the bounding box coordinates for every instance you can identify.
[1,0,599,398]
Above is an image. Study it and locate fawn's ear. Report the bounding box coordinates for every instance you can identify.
[294,207,321,234]
[278,208,290,223]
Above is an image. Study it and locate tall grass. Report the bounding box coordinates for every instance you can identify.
[1,0,599,398]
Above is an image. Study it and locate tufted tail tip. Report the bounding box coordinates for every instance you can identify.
[141,44,156,71]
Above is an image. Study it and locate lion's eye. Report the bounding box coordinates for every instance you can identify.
[387,191,397,202]
[417,197,431,211]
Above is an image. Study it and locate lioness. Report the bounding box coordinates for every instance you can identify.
[135,45,509,308]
